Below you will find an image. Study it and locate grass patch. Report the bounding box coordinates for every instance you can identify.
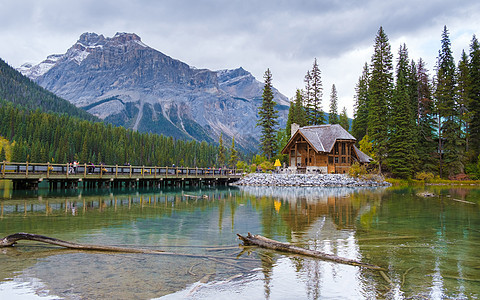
[386,178,480,186]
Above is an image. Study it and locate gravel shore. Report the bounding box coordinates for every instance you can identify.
[232,173,391,187]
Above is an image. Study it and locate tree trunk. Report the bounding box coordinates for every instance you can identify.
[237,233,384,270]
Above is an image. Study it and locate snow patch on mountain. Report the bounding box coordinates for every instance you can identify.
[18,54,63,79]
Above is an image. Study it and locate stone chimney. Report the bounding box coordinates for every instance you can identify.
[291,123,300,137]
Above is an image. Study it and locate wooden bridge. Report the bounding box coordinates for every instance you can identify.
[1,162,243,190]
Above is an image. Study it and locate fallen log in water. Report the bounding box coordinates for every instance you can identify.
[0,233,256,263]
[237,233,384,270]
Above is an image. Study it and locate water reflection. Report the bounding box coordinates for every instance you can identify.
[0,186,479,299]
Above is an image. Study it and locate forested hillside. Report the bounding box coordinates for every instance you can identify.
[0,101,219,166]
[0,58,97,122]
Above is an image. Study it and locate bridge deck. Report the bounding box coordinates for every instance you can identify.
[1,162,242,190]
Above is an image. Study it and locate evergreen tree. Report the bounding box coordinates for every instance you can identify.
[457,50,471,156]
[257,68,279,160]
[387,44,418,178]
[303,71,312,124]
[308,58,325,124]
[352,63,370,142]
[416,58,438,173]
[339,107,349,131]
[293,89,307,127]
[0,146,6,161]
[367,26,394,172]
[328,84,339,124]
[468,35,480,163]
[276,128,289,159]
[286,100,295,137]
[228,137,238,168]
[434,26,462,177]
[217,133,226,167]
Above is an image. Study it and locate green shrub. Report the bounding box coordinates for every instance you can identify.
[415,172,435,182]
[348,162,367,178]
[259,161,274,172]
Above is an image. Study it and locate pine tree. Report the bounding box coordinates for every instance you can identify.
[368,26,394,172]
[0,146,6,161]
[352,63,370,142]
[329,84,339,124]
[218,133,226,167]
[309,58,325,124]
[457,50,471,156]
[387,44,418,178]
[468,35,480,163]
[286,100,295,137]
[293,89,307,127]
[303,71,312,124]
[257,68,279,160]
[434,26,462,177]
[339,107,349,131]
[408,59,420,139]
[416,58,438,173]
[228,137,238,168]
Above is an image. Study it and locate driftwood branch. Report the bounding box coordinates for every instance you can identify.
[0,233,256,262]
[237,233,384,270]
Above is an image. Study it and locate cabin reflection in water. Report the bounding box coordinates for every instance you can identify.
[239,186,385,230]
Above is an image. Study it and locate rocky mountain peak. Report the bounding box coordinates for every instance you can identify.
[18,32,289,151]
[77,32,105,46]
[112,32,142,43]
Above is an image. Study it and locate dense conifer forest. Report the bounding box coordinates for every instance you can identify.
[349,26,480,179]
[0,101,219,167]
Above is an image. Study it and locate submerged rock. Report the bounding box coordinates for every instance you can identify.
[233,173,391,187]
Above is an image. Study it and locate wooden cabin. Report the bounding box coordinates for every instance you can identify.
[281,124,372,174]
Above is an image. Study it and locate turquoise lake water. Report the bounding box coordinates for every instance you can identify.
[0,184,479,299]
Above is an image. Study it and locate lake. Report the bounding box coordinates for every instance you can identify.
[0,183,479,299]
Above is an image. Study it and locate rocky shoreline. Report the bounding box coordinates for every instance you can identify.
[232,173,391,187]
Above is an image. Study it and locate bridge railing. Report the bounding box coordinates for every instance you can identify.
[1,161,241,179]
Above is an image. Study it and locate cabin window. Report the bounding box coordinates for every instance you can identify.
[341,143,346,155]
[328,156,333,164]
[334,157,338,164]
[334,143,339,155]
[341,157,346,163]
[309,157,312,163]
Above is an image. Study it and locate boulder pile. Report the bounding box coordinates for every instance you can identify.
[233,173,391,187]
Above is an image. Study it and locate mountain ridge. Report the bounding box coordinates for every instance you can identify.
[19,32,289,150]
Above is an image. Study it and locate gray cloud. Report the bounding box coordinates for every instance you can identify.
[1,0,479,116]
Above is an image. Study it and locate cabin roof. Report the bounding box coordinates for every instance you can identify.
[353,145,373,163]
[282,124,356,154]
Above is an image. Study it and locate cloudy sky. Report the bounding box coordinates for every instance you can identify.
[1,0,479,117]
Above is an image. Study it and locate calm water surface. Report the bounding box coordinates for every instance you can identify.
[0,183,479,299]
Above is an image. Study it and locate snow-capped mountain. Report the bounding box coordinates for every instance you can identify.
[19,32,289,150]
